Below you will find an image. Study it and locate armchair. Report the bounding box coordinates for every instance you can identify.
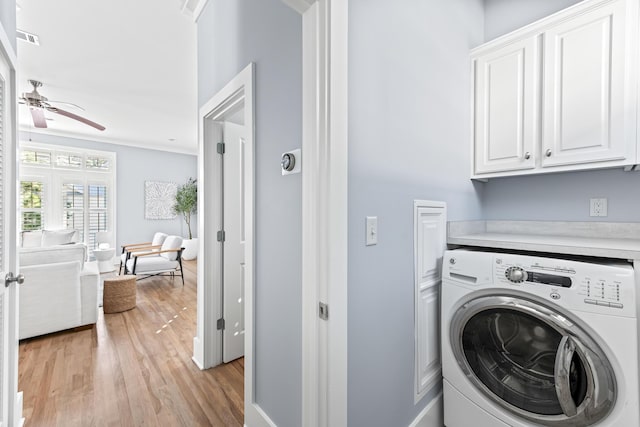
[125,235,185,285]
[119,232,168,274]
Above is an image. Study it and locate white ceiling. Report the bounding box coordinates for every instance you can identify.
[16,0,198,154]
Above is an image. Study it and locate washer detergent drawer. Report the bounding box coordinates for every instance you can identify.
[444,380,508,427]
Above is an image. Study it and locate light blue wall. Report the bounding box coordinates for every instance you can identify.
[20,132,197,251]
[482,0,640,222]
[483,0,582,41]
[482,169,640,221]
[198,1,302,426]
[0,0,16,54]
[347,1,484,426]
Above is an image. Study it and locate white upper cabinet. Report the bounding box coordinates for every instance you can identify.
[474,38,537,174]
[471,0,638,179]
[542,0,634,167]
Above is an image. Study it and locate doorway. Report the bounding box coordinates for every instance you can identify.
[194,64,269,426]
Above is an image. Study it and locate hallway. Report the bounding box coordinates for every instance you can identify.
[18,260,244,426]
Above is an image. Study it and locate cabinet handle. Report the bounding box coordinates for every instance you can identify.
[545,149,552,157]
[524,152,531,160]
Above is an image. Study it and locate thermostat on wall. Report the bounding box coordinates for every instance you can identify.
[281,149,301,175]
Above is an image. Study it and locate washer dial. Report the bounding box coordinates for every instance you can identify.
[505,266,527,283]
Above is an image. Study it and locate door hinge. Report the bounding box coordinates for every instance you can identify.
[217,230,226,242]
[319,302,329,320]
[217,142,225,154]
[217,318,225,330]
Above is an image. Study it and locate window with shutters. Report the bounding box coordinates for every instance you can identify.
[19,143,116,252]
[88,184,108,249]
[62,183,84,240]
[20,180,44,230]
[56,153,83,169]
[21,149,51,166]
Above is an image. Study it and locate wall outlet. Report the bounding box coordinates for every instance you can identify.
[590,198,608,217]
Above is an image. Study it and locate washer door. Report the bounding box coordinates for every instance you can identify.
[451,295,616,426]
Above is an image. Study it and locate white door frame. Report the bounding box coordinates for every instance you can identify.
[194,63,277,426]
[0,20,23,427]
[195,1,349,424]
[287,1,349,426]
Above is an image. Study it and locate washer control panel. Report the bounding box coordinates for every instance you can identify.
[443,250,636,318]
[492,253,635,315]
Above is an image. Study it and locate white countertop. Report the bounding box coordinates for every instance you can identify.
[447,221,640,260]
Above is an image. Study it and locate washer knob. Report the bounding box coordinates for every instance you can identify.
[506,267,527,283]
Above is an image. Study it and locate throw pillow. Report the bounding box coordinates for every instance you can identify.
[160,235,183,261]
[42,229,77,246]
[21,230,43,248]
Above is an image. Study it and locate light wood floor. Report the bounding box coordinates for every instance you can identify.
[18,260,244,427]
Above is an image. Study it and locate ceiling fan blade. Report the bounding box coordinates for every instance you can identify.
[30,107,47,128]
[46,100,85,111]
[47,107,105,131]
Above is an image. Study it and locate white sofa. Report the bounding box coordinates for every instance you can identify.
[19,230,100,339]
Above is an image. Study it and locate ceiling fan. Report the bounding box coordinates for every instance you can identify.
[20,80,106,131]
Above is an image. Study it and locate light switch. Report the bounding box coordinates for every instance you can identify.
[366,216,378,246]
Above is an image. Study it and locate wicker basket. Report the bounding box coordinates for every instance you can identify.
[103,275,137,313]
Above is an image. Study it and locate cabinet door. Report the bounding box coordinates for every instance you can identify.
[474,37,537,175]
[542,0,636,168]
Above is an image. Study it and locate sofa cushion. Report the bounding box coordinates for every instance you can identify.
[19,243,87,270]
[21,230,43,248]
[126,256,179,274]
[42,229,78,246]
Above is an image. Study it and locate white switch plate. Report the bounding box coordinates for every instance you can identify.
[590,198,608,217]
[366,216,378,246]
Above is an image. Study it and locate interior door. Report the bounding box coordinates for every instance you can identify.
[0,42,20,427]
[222,121,245,363]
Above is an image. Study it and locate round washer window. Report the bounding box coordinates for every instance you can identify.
[461,308,589,416]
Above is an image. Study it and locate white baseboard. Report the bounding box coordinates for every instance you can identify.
[244,402,279,427]
[192,337,205,370]
[409,392,443,427]
[16,391,24,427]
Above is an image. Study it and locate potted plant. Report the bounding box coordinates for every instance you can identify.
[174,177,198,260]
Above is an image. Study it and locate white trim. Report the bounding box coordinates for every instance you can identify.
[407,392,443,427]
[413,200,446,404]
[0,23,17,69]
[196,63,272,426]
[191,0,210,23]
[19,128,197,155]
[1,21,22,426]
[299,0,349,426]
[281,0,315,14]
[473,0,621,54]
[326,1,349,426]
[301,3,320,425]
[191,337,204,369]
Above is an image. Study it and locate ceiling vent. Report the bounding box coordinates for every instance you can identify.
[16,29,40,46]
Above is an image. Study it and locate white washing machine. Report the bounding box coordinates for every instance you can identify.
[441,249,639,427]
